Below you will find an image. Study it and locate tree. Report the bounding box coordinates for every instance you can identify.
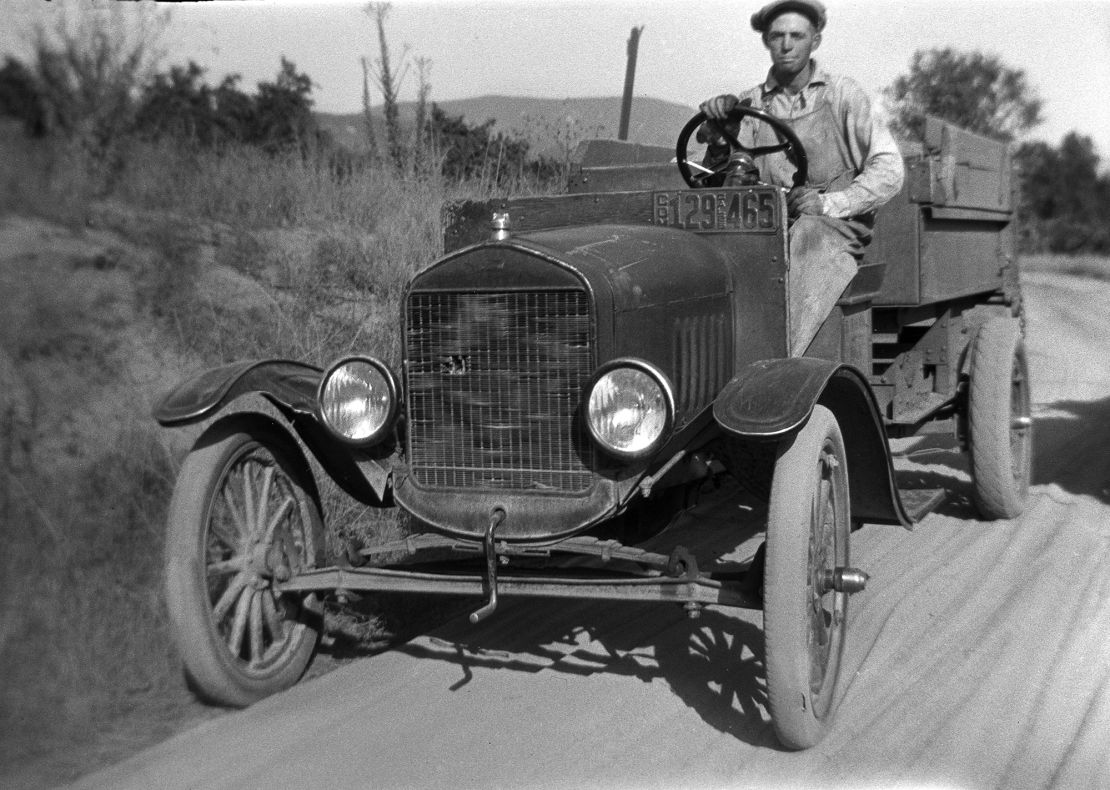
[250,57,316,153]
[884,48,1043,142]
[134,60,220,144]
[0,56,45,136]
[27,0,167,158]
[425,104,532,187]
[1015,133,1110,253]
[365,2,408,170]
[134,58,318,154]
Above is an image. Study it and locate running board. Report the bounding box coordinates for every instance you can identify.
[898,488,947,521]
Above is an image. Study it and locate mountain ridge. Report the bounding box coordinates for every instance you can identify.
[316,94,697,158]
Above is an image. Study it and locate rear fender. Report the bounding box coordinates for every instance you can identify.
[714,358,913,527]
[155,360,395,506]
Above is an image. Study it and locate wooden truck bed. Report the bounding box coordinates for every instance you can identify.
[871,118,1014,307]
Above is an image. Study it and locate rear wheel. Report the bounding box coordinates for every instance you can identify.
[164,419,324,707]
[763,405,850,750]
[967,317,1032,519]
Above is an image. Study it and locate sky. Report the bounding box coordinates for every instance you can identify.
[4,0,1110,160]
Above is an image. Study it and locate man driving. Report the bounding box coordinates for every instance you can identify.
[700,0,904,355]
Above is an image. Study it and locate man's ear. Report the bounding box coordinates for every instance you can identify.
[812,32,822,51]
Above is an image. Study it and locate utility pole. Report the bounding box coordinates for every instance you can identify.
[618,25,644,141]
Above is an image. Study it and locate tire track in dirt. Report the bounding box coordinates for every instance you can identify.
[816,493,1110,788]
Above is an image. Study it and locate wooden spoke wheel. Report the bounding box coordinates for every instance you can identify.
[164,419,324,707]
[763,405,850,750]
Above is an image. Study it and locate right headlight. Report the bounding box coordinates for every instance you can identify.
[585,359,674,460]
[316,356,400,446]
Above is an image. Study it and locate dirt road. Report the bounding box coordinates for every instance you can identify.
[71,271,1110,790]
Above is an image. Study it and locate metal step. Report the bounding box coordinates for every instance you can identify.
[898,488,947,521]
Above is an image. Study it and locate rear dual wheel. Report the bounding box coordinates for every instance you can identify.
[763,405,850,750]
[164,419,324,707]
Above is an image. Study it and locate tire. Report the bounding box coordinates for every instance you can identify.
[164,418,325,707]
[763,405,850,750]
[967,317,1032,519]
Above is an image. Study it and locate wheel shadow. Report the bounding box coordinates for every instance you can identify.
[389,598,778,747]
[315,484,778,746]
[890,435,980,519]
[887,393,1110,516]
[1030,395,1110,503]
[653,610,776,745]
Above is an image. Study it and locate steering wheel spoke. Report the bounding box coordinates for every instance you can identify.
[676,105,808,189]
[747,142,792,157]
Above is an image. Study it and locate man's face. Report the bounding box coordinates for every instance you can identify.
[763,11,820,79]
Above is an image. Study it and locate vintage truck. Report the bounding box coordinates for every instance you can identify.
[155,107,1030,750]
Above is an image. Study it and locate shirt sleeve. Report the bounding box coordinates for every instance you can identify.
[821,78,904,218]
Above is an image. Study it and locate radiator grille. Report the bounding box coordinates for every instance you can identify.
[673,313,730,416]
[406,290,596,492]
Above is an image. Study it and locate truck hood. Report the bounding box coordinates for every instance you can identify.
[409,224,733,313]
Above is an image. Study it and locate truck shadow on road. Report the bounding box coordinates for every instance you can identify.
[887,395,1110,514]
[1031,396,1110,503]
[393,598,777,746]
[889,436,979,519]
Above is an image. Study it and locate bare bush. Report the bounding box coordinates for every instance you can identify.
[365,2,409,172]
[28,0,167,167]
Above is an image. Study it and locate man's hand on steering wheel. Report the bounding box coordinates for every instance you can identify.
[675,99,809,192]
[695,95,745,153]
[699,94,742,120]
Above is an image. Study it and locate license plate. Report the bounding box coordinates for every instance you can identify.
[652,188,781,233]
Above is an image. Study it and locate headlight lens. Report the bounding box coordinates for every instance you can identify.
[587,363,672,458]
[318,357,398,444]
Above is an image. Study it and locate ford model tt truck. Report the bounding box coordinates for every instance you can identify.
[155,108,1030,749]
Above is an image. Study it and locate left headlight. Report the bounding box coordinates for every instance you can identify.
[585,359,674,460]
[317,356,400,445]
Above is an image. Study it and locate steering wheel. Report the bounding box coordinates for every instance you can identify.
[675,104,808,189]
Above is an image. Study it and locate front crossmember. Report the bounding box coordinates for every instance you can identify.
[276,531,765,620]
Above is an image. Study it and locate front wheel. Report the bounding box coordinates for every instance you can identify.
[763,405,850,750]
[164,419,325,707]
[967,317,1032,519]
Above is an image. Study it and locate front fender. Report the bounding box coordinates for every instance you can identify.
[155,360,396,506]
[153,359,321,426]
[714,358,913,527]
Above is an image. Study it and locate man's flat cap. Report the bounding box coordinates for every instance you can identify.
[750,0,827,32]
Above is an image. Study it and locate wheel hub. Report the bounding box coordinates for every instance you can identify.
[245,541,289,585]
[818,567,870,595]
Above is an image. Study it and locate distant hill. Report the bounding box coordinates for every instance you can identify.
[316,95,696,159]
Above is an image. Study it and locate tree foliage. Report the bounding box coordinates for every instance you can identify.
[1015,133,1110,254]
[247,57,317,152]
[425,103,559,188]
[26,1,167,158]
[132,57,317,153]
[885,48,1043,142]
[0,56,46,136]
[885,47,1110,254]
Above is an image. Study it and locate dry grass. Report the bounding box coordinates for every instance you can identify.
[1,427,180,755]
[0,125,529,785]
